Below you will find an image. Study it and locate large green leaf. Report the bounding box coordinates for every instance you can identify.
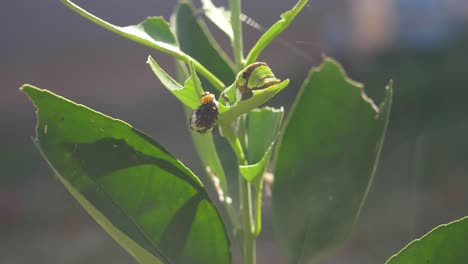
[272,57,392,263]
[60,0,224,91]
[21,84,231,264]
[386,216,468,264]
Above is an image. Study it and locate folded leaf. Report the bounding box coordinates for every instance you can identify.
[244,107,284,164]
[239,107,284,182]
[272,57,392,263]
[21,84,231,264]
[239,107,283,237]
[218,79,289,125]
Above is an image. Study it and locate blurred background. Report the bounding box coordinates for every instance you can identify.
[2,0,468,263]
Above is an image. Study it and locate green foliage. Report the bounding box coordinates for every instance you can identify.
[21,85,230,264]
[386,216,468,264]
[272,58,392,263]
[31,1,468,264]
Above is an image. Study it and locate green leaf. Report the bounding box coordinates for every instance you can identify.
[239,159,268,183]
[245,0,310,65]
[272,57,392,263]
[21,84,231,264]
[218,79,289,125]
[174,2,235,93]
[147,56,201,110]
[200,0,233,40]
[239,107,284,237]
[239,107,284,182]
[244,107,284,164]
[60,0,225,91]
[386,216,468,264]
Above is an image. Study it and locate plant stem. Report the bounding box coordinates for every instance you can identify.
[239,175,256,263]
[253,179,263,237]
[229,0,244,71]
[225,134,256,264]
[228,0,256,262]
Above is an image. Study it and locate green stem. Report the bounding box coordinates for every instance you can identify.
[224,132,256,264]
[239,175,256,263]
[253,179,263,237]
[224,0,256,247]
[227,0,257,262]
[229,0,244,71]
[227,135,247,166]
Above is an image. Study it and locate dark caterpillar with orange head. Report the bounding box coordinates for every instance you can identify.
[189,91,219,134]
